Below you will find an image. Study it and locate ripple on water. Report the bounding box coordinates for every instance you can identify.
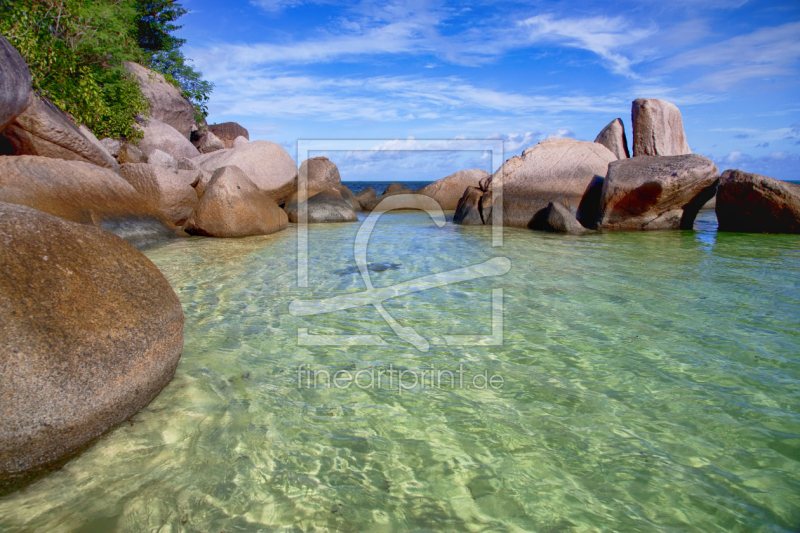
[1,211,799,532]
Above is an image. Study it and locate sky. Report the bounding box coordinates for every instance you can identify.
[178,0,800,182]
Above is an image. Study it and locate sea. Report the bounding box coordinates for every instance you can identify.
[1,180,799,531]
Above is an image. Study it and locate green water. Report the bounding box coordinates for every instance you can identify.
[1,211,799,532]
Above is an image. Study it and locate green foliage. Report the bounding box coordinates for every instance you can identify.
[0,0,151,140]
[0,0,214,139]
[134,0,213,119]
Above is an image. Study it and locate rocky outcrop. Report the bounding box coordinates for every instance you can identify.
[0,156,177,248]
[184,166,288,237]
[0,202,183,487]
[284,186,358,223]
[362,183,415,211]
[355,187,376,210]
[118,142,148,164]
[100,138,121,158]
[416,169,489,210]
[530,202,587,234]
[716,170,800,233]
[147,149,178,170]
[126,61,196,139]
[190,130,224,154]
[0,36,32,132]
[1,97,119,171]
[338,184,360,212]
[207,122,249,149]
[120,164,199,225]
[594,118,629,159]
[596,154,718,230]
[233,136,249,148]
[631,99,691,157]
[453,187,486,225]
[136,118,199,161]
[454,138,616,228]
[193,140,298,204]
[300,156,341,187]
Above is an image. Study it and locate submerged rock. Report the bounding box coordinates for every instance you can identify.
[0,202,184,488]
[530,202,587,234]
[335,262,401,275]
[355,187,376,210]
[284,186,358,223]
[597,154,719,230]
[631,98,691,157]
[716,169,800,233]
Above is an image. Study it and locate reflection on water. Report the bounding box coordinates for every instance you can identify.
[1,211,799,531]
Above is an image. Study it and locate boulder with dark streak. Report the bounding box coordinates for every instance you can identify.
[716,169,800,233]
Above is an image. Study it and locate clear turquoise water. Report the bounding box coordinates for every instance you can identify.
[1,210,799,532]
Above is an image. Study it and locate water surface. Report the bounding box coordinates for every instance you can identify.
[1,211,799,532]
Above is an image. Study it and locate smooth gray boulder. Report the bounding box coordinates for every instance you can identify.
[597,154,719,230]
[454,138,616,227]
[417,168,489,210]
[0,36,32,132]
[716,170,800,233]
[126,61,196,139]
[632,98,691,157]
[1,97,119,171]
[207,122,249,148]
[147,148,178,171]
[184,166,288,238]
[136,118,200,161]
[193,140,298,204]
[594,118,629,159]
[0,202,183,490]
[530,202,587,233]
[284,186,358,223]
[100,138,121,158]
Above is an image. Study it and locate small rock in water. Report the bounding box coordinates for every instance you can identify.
[335,262,401,275]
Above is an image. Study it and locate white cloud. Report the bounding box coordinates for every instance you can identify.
[519,15,657,77]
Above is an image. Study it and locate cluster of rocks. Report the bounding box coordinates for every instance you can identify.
[452,98,800,235]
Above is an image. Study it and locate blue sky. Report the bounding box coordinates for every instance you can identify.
[179,0,800,181]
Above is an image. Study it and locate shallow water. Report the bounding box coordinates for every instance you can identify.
[1,211,799,532]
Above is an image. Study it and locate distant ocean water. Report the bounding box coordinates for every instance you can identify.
[343,180,433,195]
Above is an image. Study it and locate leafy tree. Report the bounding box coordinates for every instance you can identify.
[0,0,150,139]
[134,0,213,120]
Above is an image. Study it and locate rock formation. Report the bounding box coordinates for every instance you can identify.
[0,202,183,487]
[0,36,32,132]
[136,118,200,161]
[120,163,200,225]
[631,99,691,157]
[596,154,719,230]
[126,61,197,139]
[207,122,249,149]
[594,118,630,159]
[416,168,490,210]
[716,169,800,233]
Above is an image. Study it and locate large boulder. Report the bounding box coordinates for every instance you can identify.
[147,148,178,170]
[118,142,148,164]
[631,98,691,157]
[594,118,630,159]
[184,166,288,237]
[362,183,414,211]
[284,186,358,223]
[207,122,249,149]
[193,140,298,204]
[190,130,225,154]
[136,118,200,161]
[597,154,719,230]
[299,156,341,187]
[0,202,183,488]
[0,37,32,132]
[100,138,121,158]
[120,164,199,225]
[0,97,119,171]
[530,202,587,234]
[126,61,196,139]
[416,168,489,210]
[0,156,177,248]
[355,187,376,210]
[455,138,616,227]
[716,170,800,233]
[453,186,486,225]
